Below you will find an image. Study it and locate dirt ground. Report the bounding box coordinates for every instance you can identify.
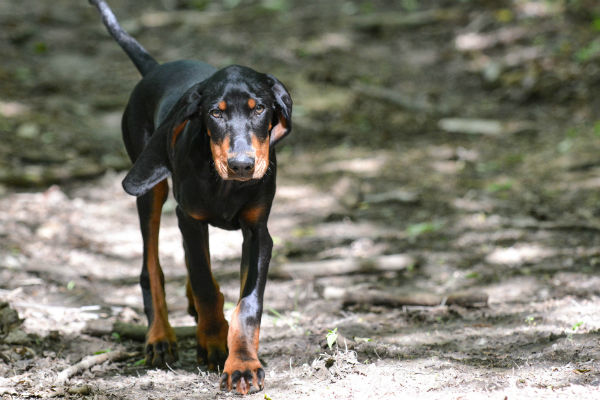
[2,0,600,398]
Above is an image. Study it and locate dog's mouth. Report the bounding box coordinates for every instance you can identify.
[212,158,268,181]
[210,135,270,181]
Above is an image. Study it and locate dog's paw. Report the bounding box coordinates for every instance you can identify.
[219,358,264,395]
[145,339,178,367]
[196,316,229,371]
[197,344,227,371]
[197,322,229,370]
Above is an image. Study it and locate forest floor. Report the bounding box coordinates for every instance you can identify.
[2,0,600,398]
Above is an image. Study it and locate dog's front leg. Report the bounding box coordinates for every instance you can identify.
[220,222,272,394]
[176,207,229,370]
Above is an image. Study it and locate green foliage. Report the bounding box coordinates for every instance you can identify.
[485,180,514,193]
[326,327,338,350]
[359,2,375,14]
[292,226,315,238]
[593,121,600,136]
[401,0,418,12]
[261,0,288,11]
[465,271,480,279]
[133,358,146,366]
[67,280,76,291]
[406,221,443,239]
[567,321,584,340]
[94,348,112,355]
[575,39,600,63]
[495,8,514,23]
[33,42,47,54]
[223,0,241,9]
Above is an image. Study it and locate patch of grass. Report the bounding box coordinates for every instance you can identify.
[268,307,283,322]
[268,308,298,330]
[94,348,112,355]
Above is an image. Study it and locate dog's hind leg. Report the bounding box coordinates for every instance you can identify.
[137,179,177,366]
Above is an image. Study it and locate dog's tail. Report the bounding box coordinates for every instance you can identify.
[89,0,159,76]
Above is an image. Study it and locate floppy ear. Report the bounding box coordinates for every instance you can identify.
[122,84,203,196]
[266,74,293,146]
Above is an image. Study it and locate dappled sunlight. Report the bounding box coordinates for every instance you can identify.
[321,157,388,176]
[485,244,557,265]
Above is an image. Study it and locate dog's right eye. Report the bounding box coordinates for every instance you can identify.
[210,109,222,118]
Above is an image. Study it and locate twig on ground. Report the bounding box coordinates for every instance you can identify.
[55,350,132,385]
[83,320,196,341]
[342,290,488,309]
[269,254,417,280]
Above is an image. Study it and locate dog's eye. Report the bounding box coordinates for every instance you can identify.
[210,109,222,119]
[254,104,265,115]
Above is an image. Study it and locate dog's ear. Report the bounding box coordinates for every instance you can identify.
[266,74,292,146]
[122,85,203,197]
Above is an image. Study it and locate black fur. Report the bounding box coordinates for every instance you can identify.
[89,0,292,394]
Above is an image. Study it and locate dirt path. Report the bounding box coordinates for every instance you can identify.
[2,0,600,399]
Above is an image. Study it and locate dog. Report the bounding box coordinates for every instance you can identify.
[89,0,292,394]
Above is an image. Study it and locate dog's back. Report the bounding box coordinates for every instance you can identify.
[122,60,216,159]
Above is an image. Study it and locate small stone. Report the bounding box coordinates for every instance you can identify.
[4,329,30,345]
[68,384,92,395]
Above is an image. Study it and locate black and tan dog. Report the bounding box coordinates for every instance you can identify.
[89,0,292,394]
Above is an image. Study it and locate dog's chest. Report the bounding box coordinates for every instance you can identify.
[175,180,258,229]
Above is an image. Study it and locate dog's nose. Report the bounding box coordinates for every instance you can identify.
[228,155,255,176]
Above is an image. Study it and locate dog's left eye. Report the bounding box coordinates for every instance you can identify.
[210,109,222,118]
[254,104,265,115]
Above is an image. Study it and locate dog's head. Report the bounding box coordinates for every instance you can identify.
[122,65,292,196]
[200,66,292,181]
